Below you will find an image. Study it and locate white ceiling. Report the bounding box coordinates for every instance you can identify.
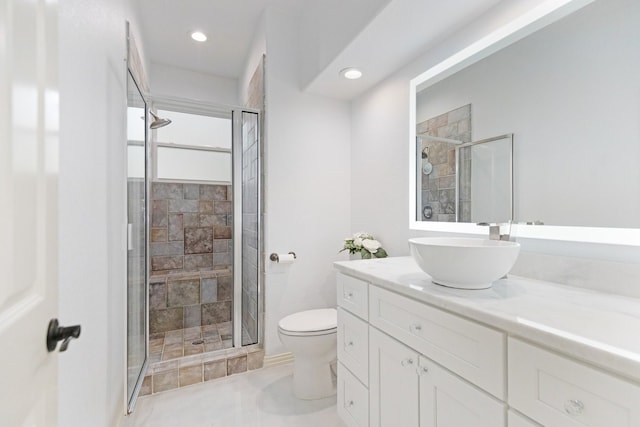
[134,0,302,79]
[304,0,503,99]
[134,0,503,99]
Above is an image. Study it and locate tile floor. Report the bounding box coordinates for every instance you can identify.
[125,362,346,427]
[150,323,257,362]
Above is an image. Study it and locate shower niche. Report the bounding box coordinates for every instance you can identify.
[140,102,263,395]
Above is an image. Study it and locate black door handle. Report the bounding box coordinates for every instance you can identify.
[46,318,81,352]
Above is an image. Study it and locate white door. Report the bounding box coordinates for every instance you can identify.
[369,327,420,427]
[0,0,60,425]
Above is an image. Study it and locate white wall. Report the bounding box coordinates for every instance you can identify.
[351,75,410,257]
[238,12,266,106]
[150,63,239,106]
[351,0,640,296]
[260,7,352,356]
[58,1,144,425]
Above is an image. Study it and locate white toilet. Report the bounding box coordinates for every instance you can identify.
[278,308,337,400]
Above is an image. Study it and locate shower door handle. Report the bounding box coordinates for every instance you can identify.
[46,318,81,352]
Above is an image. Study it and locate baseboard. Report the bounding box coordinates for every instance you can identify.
[263,352,294,367]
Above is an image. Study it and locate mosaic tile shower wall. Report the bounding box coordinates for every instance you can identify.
[149,182,233,335]
[417,104,472,222]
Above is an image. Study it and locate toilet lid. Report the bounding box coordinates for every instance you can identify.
[278,308,337,333]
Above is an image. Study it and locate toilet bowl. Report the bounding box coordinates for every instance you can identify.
[278,308,337,400]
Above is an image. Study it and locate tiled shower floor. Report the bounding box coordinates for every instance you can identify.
[142,324,263,396]
[149,323,256,362]
[149,323,233,362]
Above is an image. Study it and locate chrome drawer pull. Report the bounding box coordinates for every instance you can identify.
[564,399,585,416]
[401,358,414,367]
[417,366,429,375]
[410,324,422,332]
[344,291,354,299]
[346,341,354,347]
[345,400,354,408]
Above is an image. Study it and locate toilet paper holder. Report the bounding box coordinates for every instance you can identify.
[270,252,297,262]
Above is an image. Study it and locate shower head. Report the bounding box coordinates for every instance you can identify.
[149,111,172,129]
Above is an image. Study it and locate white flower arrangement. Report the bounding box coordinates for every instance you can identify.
[340,232,388,259]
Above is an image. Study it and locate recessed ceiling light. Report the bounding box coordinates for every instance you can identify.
[340,67,363,80]
[190,31,207,42]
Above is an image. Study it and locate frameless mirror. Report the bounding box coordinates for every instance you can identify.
[409,0,640,244]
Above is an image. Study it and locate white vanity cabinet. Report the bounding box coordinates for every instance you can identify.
[335,263,640,427]
[368,285,505,399]
[369,327,505,427]
[337,272,506,427]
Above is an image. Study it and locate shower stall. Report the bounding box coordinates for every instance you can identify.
[126,84,264,408]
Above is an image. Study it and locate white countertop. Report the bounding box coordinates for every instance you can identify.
[334,256,640,383]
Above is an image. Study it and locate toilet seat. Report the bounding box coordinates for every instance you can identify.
[278,308,337,336]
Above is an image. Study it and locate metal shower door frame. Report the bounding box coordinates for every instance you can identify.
[232,109,263,350]
[144,94,263,353]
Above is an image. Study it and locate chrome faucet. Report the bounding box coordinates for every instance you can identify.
[476,222,512,241]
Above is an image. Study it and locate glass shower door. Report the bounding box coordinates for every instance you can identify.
[126,70,148,411]
[240,111,260,346]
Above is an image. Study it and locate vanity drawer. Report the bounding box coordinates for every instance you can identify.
[338,308,369,385]
[337,362,369,427]
[369,285,505,399]
[337,273,368,320]
[508,338,640,427]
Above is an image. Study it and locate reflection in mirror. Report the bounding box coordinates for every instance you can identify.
[416,126,512,224]
[412,0,640,232]
[415,104,470,223]
[456,134,513,224]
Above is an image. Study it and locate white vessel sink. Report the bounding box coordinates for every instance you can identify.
[408,237,520,290]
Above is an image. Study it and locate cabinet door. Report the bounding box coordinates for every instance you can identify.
[370,327,420,427]
[419,356,506,427]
